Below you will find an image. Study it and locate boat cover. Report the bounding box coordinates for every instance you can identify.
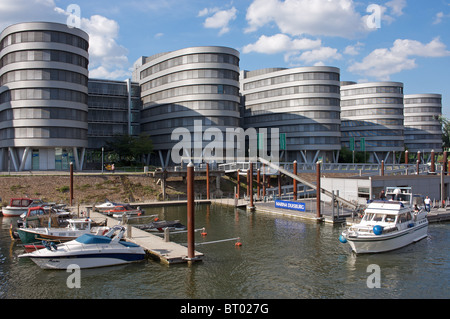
[75,234,112,244]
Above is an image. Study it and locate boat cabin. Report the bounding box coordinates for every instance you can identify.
[9,198,42,207]
[67,219,92,231]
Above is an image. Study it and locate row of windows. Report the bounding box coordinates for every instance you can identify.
[341,108,403,117]
[404,116,442,123]
[0,88,87,104]
[342,140,403,148]
[340,86,403,97]
[141,116,240,130]
[0,49,88,68]
[88,110,140,123]
[88,124,131,137]
[243,72,340,90]
[244,111,340,124]
[141,69,239,92]
[404,98,441,104]
[141,53,239,79]
[0,107,87,122]
[281,124,340,133]
[405,125,442,131]
[404,107,441,114]
[142,84,239,105]
[149,131,333,146]
[0,68,88,86]
[404,134,442,140]
[88,96,141,110]
[245,85,339,102]
[342,119,403,127]
[88,82,140,97]
[141,100,239,117]
[0,127,87,139]
[342,130,404,138]
[341,97,403,107]
[246,98,340,114]
[0,30,89,51]
[288,136,340,145]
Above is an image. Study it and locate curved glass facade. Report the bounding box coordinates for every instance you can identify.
[0,22,89,171]
[242,66,341,163]
[340,82,404,163]
[404,94,442,156]
[134,46,241,165]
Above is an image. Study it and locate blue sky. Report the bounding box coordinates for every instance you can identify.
[1,0,449,116]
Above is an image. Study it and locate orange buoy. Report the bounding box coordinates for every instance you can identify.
[201,227,207,236]
[154,217,159,221]
[235,239,242,247]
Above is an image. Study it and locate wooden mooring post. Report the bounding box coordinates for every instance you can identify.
[70,162,74,206]
[316,162,321,219]
[186,162,195,261]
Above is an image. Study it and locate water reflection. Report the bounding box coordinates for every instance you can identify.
[0,204,449,299]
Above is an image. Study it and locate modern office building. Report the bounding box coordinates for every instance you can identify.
[0,22,445,171]
[404,94,443,161]
[0,22,89,171]
[241,66,341,164]
[340,81,405,164]
[87,78,141,149]
[133,46,241,167]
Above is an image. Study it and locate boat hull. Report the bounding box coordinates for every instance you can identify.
[346,223,428,254]
[29,252,145,269]
[2,207,28,217]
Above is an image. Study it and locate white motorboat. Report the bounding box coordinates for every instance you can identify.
[19,225,146,269]
[2,198,44,217]
[339,187,428,254]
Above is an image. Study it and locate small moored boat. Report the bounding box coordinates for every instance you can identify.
[2,198,44,217]
[135,219,186,232]
[339,187,428,254]
[19,225,146,269]
[16,217,109,244]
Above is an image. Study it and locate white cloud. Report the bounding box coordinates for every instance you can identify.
[386,0,407,16]
[433,11,450,25]
[245,0,374,39]
[242,33,321,54]
[349,37,450,80]
[344,42,365,56]
[291,47,342,66]
[201,7,237,35]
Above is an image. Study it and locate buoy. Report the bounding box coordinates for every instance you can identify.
[235,238,242,247]
[339,235,347,243]
[154,217,159,221]
[373,225,383,235]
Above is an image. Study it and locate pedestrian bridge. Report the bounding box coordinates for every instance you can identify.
[218,161,431,176]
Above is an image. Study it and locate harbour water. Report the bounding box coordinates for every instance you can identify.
[1,204,449,299]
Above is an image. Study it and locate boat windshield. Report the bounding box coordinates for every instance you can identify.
[363,213,396,223]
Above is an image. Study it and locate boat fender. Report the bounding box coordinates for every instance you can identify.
[373,225,384,235]
[339,235,347,243]
[408,223,415,228]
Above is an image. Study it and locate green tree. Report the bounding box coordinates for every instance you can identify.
[105,134,153,165]
[438,115,450,150]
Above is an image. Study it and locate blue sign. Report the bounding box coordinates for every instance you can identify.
[275,200,306,212]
